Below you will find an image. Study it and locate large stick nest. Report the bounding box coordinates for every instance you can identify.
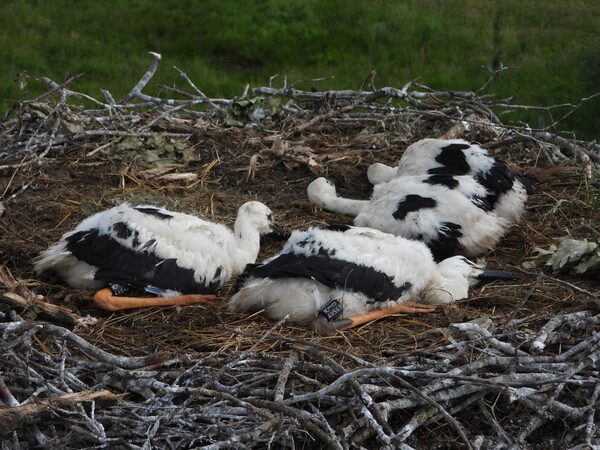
[0,53,599,449]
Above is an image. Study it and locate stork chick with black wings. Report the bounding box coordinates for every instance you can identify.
[230,226,519,335]
[367,138,533,224]
[307,174,510,261]
[35,201,284,311]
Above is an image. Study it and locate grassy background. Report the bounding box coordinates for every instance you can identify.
[2,0,599,138]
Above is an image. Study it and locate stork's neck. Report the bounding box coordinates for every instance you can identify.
[313,189,368,217]
[233,214,261,267]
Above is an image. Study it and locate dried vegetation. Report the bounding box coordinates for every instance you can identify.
[0,54,599,449]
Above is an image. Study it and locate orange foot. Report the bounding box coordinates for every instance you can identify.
[93,288,218,312]
[310,301,435,336]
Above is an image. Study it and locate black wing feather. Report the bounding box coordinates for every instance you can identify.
[242,253,411,303]
[66,228,214,294]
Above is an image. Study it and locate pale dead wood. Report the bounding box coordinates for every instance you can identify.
[0,266,97,328]
[1,51,599,449]
[0,321,164,369]
[0,390,121,435]
[0,308,598,447]
[2,51,598,177]
[273,350,298,402]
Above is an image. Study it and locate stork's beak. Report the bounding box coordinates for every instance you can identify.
[477,269,523,283]
[268,223,290,240]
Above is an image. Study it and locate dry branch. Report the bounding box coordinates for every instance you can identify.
[2,51,598,175]
[0,390,121,436]
[0,304,599,448]
[0,266,97,328]
[1,51,600,448]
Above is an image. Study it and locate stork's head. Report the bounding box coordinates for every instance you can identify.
[436,256,485,287]
[423,256,487,305]
[307,177,337,207]
[423,255,521,305]
[237,201,287,238]
[440,256,523,284]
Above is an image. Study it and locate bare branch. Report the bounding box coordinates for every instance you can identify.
[124,51,162,103]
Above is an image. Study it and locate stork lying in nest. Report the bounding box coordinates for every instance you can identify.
[230,226,519,335]
[307,139,533,260]
[308,174,512,261]
[367,138,533,224]
[35,202,285,311]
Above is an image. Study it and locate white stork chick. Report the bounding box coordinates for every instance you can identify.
[367,138,533,224]
[307,175,510,261]
[230,226,519,335]
[35,202,284,311]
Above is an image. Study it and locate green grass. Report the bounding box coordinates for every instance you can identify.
[1,0,599,138]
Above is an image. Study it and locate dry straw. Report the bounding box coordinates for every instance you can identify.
[0,52,599,448]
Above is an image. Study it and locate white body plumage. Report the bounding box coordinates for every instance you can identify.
[35,201,281,295]
[367,138,532,224]
[307,175,510,261]
[230,226,485,326]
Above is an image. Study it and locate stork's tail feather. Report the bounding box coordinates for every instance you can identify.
[233,263,260,294]
[477,269,522,282]
[33,242,68,275]
[228,281,265,313]
[320,223,353,233]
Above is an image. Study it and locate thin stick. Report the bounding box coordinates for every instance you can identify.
[123,52,162,102]
[274,351,299,402]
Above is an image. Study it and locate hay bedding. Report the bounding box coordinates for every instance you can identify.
[0,55,599,449]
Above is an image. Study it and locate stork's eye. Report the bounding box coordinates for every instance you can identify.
[267,213,273,221]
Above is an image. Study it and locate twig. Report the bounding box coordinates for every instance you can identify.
[0,266,97,327]
[0,322,164,369]
[0,390,121,435]
[530,311,595,353]
[391,374,473,450]
[540,273,600,299]
[274,351,299,403]
[123,52,162,103]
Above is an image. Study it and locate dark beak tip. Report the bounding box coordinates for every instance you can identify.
[268,224,290,240]
[477,269,523,282]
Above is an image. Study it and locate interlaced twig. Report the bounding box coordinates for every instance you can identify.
[1,51,600,449]
[1,51,598,175]
[1,308,599,448]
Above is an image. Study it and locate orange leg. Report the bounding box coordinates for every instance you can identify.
[93,288,218,312]
[310,301,435,336]
[340,301,436,329]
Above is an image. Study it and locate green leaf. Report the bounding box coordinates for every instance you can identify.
[550,238,597,272]
[115,136,143,152]
[146,134,165,149]
[224,114,244,127]
[162,143,176,155]
[63,121,84,134]
[142,149,162,163]
[173,141,189,153]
